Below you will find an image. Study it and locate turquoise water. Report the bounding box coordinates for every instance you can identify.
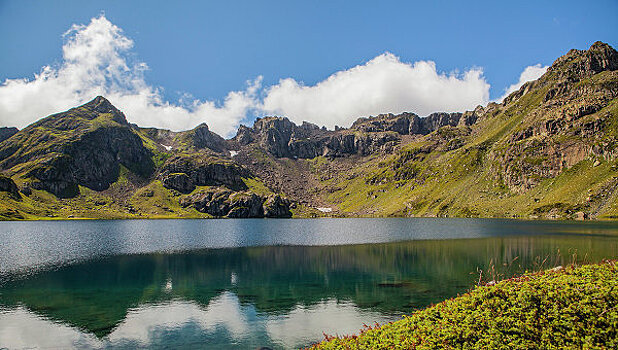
[0,218,617,349]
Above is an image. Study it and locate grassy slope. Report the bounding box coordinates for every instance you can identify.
[313,261,618,349]
[1,64,616,220]
[319,74,618,219]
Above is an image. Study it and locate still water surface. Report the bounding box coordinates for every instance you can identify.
[0,218,617,349]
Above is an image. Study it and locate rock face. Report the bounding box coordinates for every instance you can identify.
[180,189,292,218]
[352,112,420,134]
[231,111,479,160]
[351,111,477,135]
[263,194,292,217]
[160,155,250,192]
[492,41,618,193]
[0,96,154,197]
[232,117,326,158]
[0,127,18,143]
[549,41,618,80]
[161,172,195,194]
[0,174,20,199]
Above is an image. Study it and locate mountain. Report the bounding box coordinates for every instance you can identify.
[0,41,617,220]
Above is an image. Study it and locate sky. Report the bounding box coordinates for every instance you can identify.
[0,0,616,137]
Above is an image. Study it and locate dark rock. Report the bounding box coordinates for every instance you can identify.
[0,96,154,197]
[161,172,195,194]
[263,194,292,218]
[421,113,462,134]
[0,127,18,143]
[352,112,420,135]
[548,41,618,80]
[20,183,32,196]
[184,123,227,153]
[0,174,20,199]
[325,132,399,157]
[227,192,264,218]
[180,189,292,218]
[234,125,255,145]
[160,155,250,191]
[288,139,323,159]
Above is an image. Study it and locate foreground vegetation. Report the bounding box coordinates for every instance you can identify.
[313,261,618,349]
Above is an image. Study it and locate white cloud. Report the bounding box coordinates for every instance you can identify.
[0,294,397,349]
[261,54,490,129]
[0,15,258,137]
[0,15,543,138]
[498,64,548,102]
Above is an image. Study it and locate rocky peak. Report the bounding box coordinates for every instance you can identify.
[253,117,296,135]
[80,96,129,125]
[232,116,327,158]
[300,121,320,131]
[0,97,153,197]
[189,123,227,153]
[548,41,618,80]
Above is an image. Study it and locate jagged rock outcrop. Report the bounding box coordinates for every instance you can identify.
[549,41,618,80]
[160,155,250,191]
[0,174,20,199]
[324,131,400,157]
[180,189,292,218]
[0,96,153,197]
[492,41,618,193]
[0,127,18,143]
[161,172,195,194]
[352,112,421,134]
[263,194,292,218]
[232,117,326,158]
[178,123,228,153]
[231,112,477,160]
[351,111,477,136]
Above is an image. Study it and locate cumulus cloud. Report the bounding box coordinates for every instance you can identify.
[0,15,258,137]
[261,54,490,129]
[498,64,548,102]
[0,15,540,137]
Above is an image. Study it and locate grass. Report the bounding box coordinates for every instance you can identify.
[312,72,618,220]
[312,261,618,349]
[1,61,617,220]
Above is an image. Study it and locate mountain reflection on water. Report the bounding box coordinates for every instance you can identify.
[2,231,618,349]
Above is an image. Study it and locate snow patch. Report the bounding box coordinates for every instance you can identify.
[230,150,238,157]
[316,207,332,213]
[160,144,172,151]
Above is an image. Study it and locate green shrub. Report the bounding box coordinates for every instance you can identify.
[313,262,618,349]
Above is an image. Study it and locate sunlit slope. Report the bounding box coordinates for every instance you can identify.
[322,43,618,219]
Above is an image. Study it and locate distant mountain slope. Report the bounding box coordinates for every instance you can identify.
[0,42,616,220]
[318,41,618,219]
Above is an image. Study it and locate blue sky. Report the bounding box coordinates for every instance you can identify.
[0,0,617,135]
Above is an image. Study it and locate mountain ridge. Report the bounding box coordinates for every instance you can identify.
[0,41,617,220]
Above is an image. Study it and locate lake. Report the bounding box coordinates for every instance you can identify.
[1,218,617,349]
